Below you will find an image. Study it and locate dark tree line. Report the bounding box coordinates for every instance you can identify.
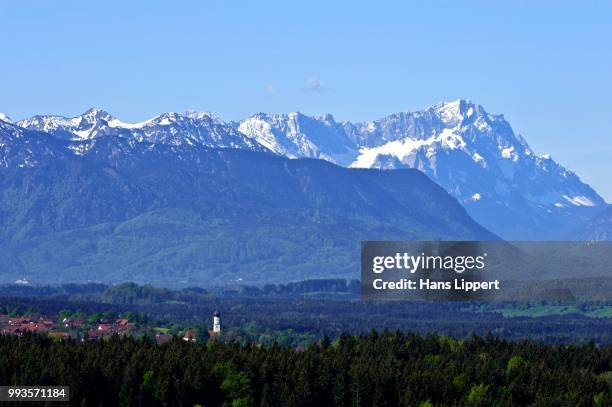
[2,293,612,346]
[1,331,611,406]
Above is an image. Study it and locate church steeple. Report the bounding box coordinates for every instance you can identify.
[212,310,221,334]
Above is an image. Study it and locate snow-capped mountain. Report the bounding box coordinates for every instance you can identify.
[11,100,606,239]
[237,112,357,165]
[18,109,266,152]
[0,113,12,123]
[236,100,605,239]
[346,100,603,203]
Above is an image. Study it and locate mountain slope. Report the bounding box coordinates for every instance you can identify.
[237,112,357,165]
[0,119,69,169]
[0,123,495,285]
[571,205,612,240]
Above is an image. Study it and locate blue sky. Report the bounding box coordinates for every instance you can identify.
[1,1,611,200]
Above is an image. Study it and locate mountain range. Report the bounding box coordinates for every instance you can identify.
[8,99,605,240]
[0,101,609,285]
[0,116,495,285]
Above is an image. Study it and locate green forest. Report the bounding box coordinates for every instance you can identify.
[1,331,611,406]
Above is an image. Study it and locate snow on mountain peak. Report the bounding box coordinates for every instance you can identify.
[82,107,111,118]
[429,99,487,123]
[349,128,468,169]
[182,110,220,122]
[0,112,12,123]
[318,113,336,124]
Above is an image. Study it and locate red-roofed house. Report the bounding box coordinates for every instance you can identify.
[182,329,197,342]
[116,319,129,327]
[97,324,113,332]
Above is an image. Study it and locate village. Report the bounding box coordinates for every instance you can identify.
[0,310,222,345]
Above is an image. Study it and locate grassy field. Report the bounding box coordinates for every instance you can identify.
[493,304,612,318]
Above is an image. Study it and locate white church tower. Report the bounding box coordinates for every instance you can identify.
[213,310,221,333]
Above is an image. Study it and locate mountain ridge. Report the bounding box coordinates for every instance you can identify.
[10,100,606,239]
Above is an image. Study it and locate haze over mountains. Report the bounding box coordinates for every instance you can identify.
[572,205,612,241]
[10,99,606,240]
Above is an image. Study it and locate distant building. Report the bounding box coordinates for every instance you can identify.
[183,329,197,342]
[97,324,113,332]
[3,316,49,335]
[116,319,129,327]
[213,310,221,333]
[63,317,84,329]
[208,310,222,338]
